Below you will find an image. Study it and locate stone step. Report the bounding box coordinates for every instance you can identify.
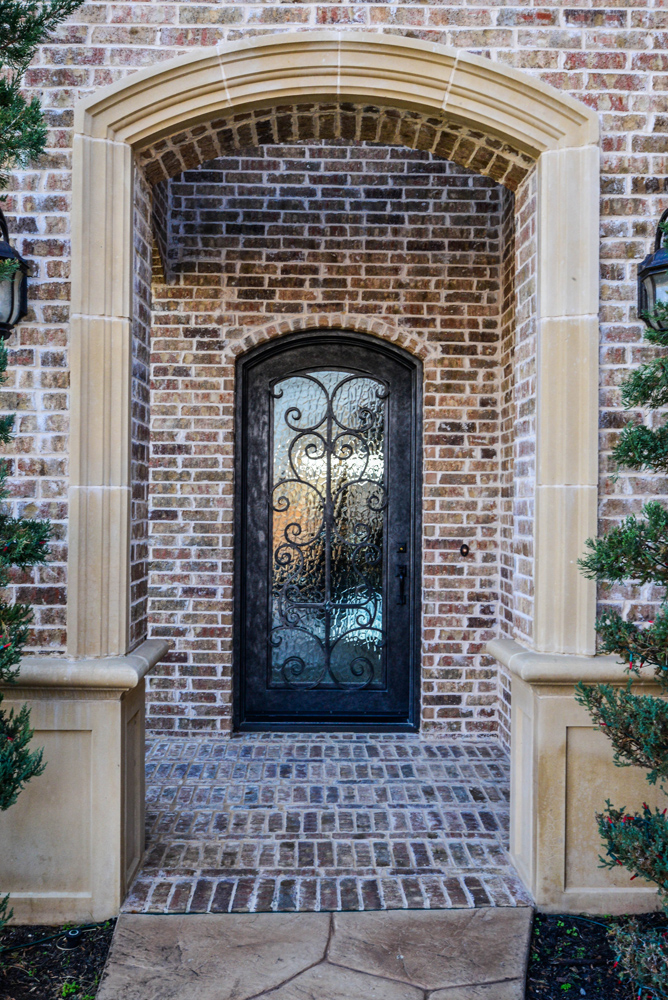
[98,909,533,1000]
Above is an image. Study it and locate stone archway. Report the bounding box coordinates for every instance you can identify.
[68,30,600,668]
[1,30,618,926]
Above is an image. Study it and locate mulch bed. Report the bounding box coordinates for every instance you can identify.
[527,911,667,999]
[0,920,116,1000]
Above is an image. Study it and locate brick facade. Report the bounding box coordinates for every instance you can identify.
[3,10,667,738]
[144,143,509,735]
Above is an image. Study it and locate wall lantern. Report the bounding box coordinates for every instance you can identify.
[0,208,28,340]
[638,208,668,333]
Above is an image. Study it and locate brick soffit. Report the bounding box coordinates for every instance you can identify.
[139,104,534,193]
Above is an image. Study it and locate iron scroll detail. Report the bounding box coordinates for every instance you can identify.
[269,369,388,690]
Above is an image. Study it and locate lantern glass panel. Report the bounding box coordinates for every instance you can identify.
[655,268,668,308]
[643,274,653,308]
[0,273,13,326]
[643,271,668,331]
[9,268,23,325]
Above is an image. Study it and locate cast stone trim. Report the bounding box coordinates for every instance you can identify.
[488,637,642,685]
[69,32,600,658]
[488,638,661,913]
[0,641,169,924]
[74,33,598,155]
[10,639,169,690]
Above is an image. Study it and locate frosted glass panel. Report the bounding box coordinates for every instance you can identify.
[270,370,387,689]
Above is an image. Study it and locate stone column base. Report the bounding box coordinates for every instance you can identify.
[488,638,663,915]
[0,639,169,925]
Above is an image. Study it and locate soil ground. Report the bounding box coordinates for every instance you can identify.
[527,912,667,999]
[0,920,115,1000]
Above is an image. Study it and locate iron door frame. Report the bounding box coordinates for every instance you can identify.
[233,329,422,731]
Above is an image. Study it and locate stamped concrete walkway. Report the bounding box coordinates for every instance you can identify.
[125,734,531,913]
[98,909,533,1000]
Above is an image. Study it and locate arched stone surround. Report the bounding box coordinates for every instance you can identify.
[69,30,600,688]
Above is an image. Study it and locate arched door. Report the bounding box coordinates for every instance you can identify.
[235,332,421,729]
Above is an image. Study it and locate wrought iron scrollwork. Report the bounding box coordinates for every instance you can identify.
[270,369,388,689]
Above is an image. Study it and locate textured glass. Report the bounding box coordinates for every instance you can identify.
[270,370,387,689]
[0,278,12,325]
[655,269,668,307]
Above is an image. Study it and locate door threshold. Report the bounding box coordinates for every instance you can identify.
[236,720,419,733]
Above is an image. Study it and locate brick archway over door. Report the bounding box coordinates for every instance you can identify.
[69,31,600,663]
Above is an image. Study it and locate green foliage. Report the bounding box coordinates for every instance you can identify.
[609,920,668,1000]
[0,893,10,930]
[613,422,668,476]
[0,345,50,690]
[0,259,17,283]
[582,608,668,677]
[0,338,50,932]
[0,0,82,937]
[597,802,668,894]
[0,0,85,191]
[577,220,668,996]
[576,217,668,1000]
[579,501,668,591]
[575,683,668,786]
[620,353,668,411]
[0,702,44,811]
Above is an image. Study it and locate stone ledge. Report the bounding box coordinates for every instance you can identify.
[486,637,655,685]
[1,639,169,691]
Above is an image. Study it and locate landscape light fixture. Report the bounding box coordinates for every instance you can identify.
[0,207,28,340]
[638,207,668,333]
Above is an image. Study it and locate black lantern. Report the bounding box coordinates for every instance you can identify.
[0,208,28,340]
[638,208,668,333]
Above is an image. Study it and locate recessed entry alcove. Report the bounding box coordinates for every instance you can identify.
[145,134,515,738]
[70,34,600,739]
[0,31,605,923]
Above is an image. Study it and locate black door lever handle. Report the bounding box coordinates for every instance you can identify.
[396,565,407,605]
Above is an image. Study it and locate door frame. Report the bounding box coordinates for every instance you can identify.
[233,329,423,732]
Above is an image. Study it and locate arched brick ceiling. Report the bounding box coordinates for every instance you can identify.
[138,103,534,191]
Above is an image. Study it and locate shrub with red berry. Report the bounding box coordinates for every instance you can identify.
[578,275,668,998]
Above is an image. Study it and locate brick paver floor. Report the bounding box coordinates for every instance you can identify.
[123,734,532,914]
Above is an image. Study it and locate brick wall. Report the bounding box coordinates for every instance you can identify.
[496,185,517,744]
[0,336,68,653]
[131,167,153,649]
[510,171,538,647]
[144,142,509,735]
[1,11,666,730]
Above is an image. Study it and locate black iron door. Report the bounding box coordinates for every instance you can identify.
[235,332,421,730]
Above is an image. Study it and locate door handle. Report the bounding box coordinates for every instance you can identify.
[396,564,407,605]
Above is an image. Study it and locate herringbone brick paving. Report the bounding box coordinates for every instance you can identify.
[123,734,532,913]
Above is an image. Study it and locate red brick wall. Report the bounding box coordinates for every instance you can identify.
[496,185,517,745]
[510,171,538,647]
[131,168,153,649]
[1,13,666,735]
[143,142,511,735]
[0,337,68,653]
